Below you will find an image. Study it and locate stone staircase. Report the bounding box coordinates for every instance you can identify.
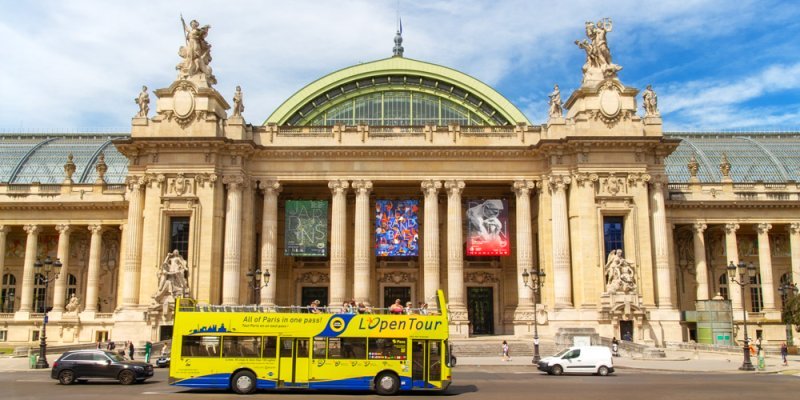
[450,337,562,358]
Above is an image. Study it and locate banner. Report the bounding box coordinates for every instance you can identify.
[466,199,509,256]
[375,199,419,257]
[285,200,328,256]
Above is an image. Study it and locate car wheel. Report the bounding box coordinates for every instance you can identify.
[231,370,257,394]
[374,372,400,395]
[551,365,563,376]
[118,370,136,385]
[597,366,610,376]
[58,370,76,385]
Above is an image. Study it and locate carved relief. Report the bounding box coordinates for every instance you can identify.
[169,173,193,196]
[465,271,499,284]
[296,271,329,284]
[770,234,790,257]
[194,172,218,188]
[600,173,626,196]
[379,271,417,284]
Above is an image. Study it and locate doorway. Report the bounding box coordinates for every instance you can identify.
[619,320,634,341]
[383,286,411,309]
[467,287,494,335]
[412,340,443,387]
[278,338,309,387]
[301,287,328,309]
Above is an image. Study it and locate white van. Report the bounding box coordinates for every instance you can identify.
[537,346,614,376]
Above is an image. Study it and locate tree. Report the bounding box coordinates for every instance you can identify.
[782,294,800,331]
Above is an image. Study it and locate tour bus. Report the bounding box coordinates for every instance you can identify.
[168,290,453,395]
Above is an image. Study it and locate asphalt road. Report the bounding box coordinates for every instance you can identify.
[4,366,798,400]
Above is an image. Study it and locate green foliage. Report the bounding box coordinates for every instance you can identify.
[782,294,800,328]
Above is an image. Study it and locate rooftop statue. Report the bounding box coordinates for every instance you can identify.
[575,18,622,84]
[134,86,150,118]
[176,17,217,85]
[232,86,245,117]
[642,85,659,117]
[548,84,563,118]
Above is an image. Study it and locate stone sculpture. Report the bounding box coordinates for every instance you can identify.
[134,86,149,118]
[604,249,637,293]
[177,17,217,85]
[65,294,80,313]
[575,18,622,83]
[642,85,659,117]
[150,250,190,317]
[232,86,245,117]
[548,84,563,118]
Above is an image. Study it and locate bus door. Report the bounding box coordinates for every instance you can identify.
[412,340,443,388]
[278,338,310,387]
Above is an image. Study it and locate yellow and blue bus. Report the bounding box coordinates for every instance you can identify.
[168,290,453,395]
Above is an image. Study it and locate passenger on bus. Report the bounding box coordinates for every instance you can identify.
[390,299,404,314]
[405,302,414,314]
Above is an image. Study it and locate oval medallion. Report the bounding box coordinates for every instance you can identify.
[173,89,195,118]
[599,88,621,117]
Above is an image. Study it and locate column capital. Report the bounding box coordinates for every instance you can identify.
[692,223,707,234]
[351,180,373,195]
[512,179,536,195]
[88,224,105,235]
[23,224,40,235]
[223,175,246,190]
[258,179,282,195]
[547,174,571,191]
[55,224,72,235]
[444,180,465,195]
[328,179,349,194]
[789,222,800,235]
[724,223,740,234]
[757,223,772,234]
[126,174,147,191]
[571,173,597,188]
[420,179,442,196]
[0,225,10,234]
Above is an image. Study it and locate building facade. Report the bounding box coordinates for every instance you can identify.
[0,21,798,348]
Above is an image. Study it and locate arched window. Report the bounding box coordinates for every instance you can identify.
[749,274,763,313]
[718,273,728,300]
[1,274,16,313]
[66,274,78,304]
[33,273,46,313]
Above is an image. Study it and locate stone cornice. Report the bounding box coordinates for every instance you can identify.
[252,147,538,160]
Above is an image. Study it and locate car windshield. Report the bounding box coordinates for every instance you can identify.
[553,348,571,357]
[106,352,127,362]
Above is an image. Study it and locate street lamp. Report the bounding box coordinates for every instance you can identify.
[726,260,757,371]
[33,255,62,369]
[778,280,798,344]
[521,268,546,363]
[246,267,271,304]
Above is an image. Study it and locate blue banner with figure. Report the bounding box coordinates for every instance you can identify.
[375,199,419,257]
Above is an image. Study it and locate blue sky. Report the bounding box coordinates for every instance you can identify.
[1,0,799,131]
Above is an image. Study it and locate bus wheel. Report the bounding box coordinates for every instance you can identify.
[375,372,400,395]
[231,370,257,394]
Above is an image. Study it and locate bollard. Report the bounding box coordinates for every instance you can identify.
[757,352,766,371]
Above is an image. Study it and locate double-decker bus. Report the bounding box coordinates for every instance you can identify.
[168,290,453,395]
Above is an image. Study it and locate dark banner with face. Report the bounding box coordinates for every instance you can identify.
[466,199,509,256]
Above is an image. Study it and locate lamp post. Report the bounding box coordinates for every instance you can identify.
[778,280,798,344]
[33,256,62,369]
[246,267,271,304]
[521,268,546,363]
[726,260,756,371]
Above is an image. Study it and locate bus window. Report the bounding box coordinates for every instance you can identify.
[328,337,366,359]
[368,338,407,360]
[313,337,327,359]
[222,336,261,358]
[182,336,220,357]
[297,340,309,358]
[262,336,277,358]
[280,339,293,357]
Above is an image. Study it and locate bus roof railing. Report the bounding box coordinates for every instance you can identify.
[176,302,441,316]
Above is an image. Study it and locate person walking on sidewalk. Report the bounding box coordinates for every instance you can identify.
[781,342,789,366]
[501,340,511,361]
[128,341,135,360]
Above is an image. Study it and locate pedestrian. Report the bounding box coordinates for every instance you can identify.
[611,337,619,357]
[128,341,135,360]
[781,342,789,366]
[502,340,511,361]
[96,341,101,349]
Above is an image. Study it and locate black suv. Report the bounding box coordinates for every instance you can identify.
[51,350,154,385]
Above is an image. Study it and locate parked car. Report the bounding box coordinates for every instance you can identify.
[51,349,154,385]
[537,346,614,376]
[155,353,170,368]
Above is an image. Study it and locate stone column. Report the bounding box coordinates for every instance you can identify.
[0,226,9,307]
[692,223,709,301]
[18,225,40,313]
[51,225,72,312]
[444,180,466,313]
[651,180,673,308]
[222,175,245,306]
[328,180,350,310]
[352,180,373,304]
[83,224,104,313]
[756,223,776,310]
[259,180,281,307]
[513,180,535,311]
[724,223,742,310]
[549,175,572,308]
[790,223,800,290]
[421,180,442,311]
[121,176,145,306]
